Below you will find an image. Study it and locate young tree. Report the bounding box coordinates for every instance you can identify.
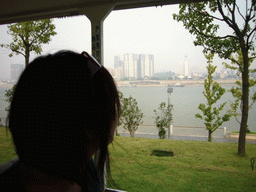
[1,19,57,67]
[116,91,124,136]
[173,0,256,155]
[224,51,256,132]
[2,20,56,114]
[153,102,172,139]
[195,54,231,142]
[120,95,144,137]
[4,84,16,112]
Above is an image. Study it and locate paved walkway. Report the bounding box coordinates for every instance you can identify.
[227,133,256,140]
[119,133,256,144]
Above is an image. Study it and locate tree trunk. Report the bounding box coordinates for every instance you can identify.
[238,49,249,155]
[130,130,135,137]
[25,44,30,67]
[208,130,212,142]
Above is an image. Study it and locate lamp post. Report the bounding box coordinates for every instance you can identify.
[167,86,173,139]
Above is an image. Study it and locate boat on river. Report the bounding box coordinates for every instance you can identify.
[167,83,185,87]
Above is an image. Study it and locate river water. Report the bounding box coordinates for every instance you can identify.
[118,86,256,136]
[1,85,256,136]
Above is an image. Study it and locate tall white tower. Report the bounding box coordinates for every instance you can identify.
[184,59,189,77]
[180,61,184,76]
[149,54,154,77]
[145,54,154,78]
[124,53,129,78]
[139,54,145,78]
[123,53,138,79]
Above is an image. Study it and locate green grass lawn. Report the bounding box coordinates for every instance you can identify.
[109,136,256,192]
[0,127,17,164]
[1,127,255,192]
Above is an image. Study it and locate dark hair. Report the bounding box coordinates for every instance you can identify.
[8,50,120,190]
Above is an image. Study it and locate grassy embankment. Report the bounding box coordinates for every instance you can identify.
[1,127,255,192]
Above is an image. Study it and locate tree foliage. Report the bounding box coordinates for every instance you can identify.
[173,0,256,154]
[173,1,255,59]
[0,19,57,67]
[119,94,144,137]
[4,84,16,113]
[153,102,172,139]
[224,51,256,132]
[195,54,231,142]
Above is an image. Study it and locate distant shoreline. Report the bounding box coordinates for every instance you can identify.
[0,83,14,89]
[0,79,238,89]
[116,79,238,87]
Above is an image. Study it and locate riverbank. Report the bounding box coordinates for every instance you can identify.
[227,132,256,141]
[119,132,256,144]
[0,79,238,88]
[0,83,14,89]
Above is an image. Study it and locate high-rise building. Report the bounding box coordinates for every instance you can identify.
[114,53,154,79]
[149,54,154,77]
[123,53,138,79]
[131,54,138,79]
[137,58,142,79]
[139,54,145,78]
[113,67,124,80]
[123,53,130,78]
[106,67,114,76]
[114,56,120,68]
[114,55,124,77]
[10,64,24,82]
[106,67,124,81]
[180,58,189,77]
[144,54,154,78]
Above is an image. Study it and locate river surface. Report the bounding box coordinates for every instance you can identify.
[118,86,256,135]
[1,85,256,136]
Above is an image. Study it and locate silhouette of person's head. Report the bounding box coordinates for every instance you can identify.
[8,50,120,188]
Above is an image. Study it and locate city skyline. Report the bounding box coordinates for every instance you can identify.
[106,53,239,81]
[108,53,154,80]
[0,4,255,81]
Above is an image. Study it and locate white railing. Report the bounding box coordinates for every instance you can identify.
[118,125,227,139]
[170,125,227,139]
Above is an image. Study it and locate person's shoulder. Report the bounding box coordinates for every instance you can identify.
[87,158,101,192]
[0,157,25,191]
[0,157,19,173]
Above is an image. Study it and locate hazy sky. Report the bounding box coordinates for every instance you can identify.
[0,4,255,79]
